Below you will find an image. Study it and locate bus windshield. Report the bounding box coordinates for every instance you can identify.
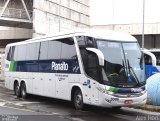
[151,52,160,66]
[96,40,145,88]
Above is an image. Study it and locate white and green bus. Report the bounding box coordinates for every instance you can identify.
[5,29,147,109]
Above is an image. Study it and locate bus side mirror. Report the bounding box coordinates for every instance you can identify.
[86,48,104,66]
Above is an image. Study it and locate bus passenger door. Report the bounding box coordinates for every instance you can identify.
[55,74,69,100]
[80,49,100,105]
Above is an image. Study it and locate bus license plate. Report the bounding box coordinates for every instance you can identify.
[124,100,133,105]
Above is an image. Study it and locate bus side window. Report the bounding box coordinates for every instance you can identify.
[39,41,48,60]
[76,36,95,48]
[6,46,15,61]
[11,46,15,61]
[26,43,40,60]
[157,58,160,66]
[47,40,61,60]
[76,36,86,47]
[60,38,77,60]
[6,47,11,61]
[144,54,152,65]
[86,37,95,47]
[153,52,160,66]
[17,45,27,61]
[80,48,88,71]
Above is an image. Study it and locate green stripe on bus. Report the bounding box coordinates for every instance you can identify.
[108,86,118,93]
[9,61,17,72]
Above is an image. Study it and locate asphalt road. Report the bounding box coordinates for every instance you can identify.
[0,106,71,121]
[0,81,160,121]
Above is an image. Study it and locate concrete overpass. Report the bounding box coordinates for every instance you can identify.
[0,0,33,49]
[0,0,33,28]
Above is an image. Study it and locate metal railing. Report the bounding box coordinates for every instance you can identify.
[0,7,32,20]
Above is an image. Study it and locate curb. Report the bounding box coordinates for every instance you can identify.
[134,105,160,112]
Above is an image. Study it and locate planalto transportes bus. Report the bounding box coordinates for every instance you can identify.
[4,29,147,109]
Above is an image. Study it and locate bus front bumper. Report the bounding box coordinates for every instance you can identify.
[99,91,147,108]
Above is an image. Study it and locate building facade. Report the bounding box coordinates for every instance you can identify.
[33,0,90,37]
[91,0,160,49]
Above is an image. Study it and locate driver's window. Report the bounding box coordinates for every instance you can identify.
[80,48,99,81]
[87,51,99,81]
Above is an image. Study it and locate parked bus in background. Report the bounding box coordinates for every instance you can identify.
[149,49,160,71]
[5,29,147,110]
[143,49,158,79]
[143,49,160,79]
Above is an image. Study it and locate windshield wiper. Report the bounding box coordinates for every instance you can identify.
[121,59,128,77]
[127,59,140,86]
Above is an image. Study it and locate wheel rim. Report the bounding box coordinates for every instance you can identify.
[21,84,26,98]
[75,93,82,107]
[22,88,26,97]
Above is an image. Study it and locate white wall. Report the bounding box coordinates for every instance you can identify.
[90,0,160,25]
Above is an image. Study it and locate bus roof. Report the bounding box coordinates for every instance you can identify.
[6,29,137,47]
[149,48,160,52]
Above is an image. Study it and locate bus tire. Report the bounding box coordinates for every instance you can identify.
[112,106,121,110]
[74,89,84,110]
[14,82,21,98]
[20,83,27,99]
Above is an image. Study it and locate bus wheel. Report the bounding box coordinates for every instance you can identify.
[112,106,122,110]
[20,83,27,99]
[74,89,84,110]
[14,82,21,97]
